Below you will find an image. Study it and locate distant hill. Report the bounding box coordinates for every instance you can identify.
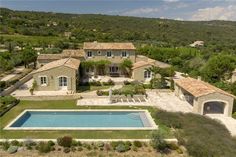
[0,8,236,51]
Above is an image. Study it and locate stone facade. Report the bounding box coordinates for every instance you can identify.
[33,66,78,92]
[84,49,136,64]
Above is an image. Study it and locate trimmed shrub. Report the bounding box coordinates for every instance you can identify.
[97,142,104,147]
[151,131,168,152]
[167,143,179,150]
[115,144,126,153]
[47,140,55,146]
[63,147,70,153]
[77,147,83,151]
[77,141,82,146]
[57,136,72,147]
[3,141,10,150]
[123,80,131,85]
[133,141,142,148]
[38,142,51,153]
[11,140,20,146]
[7,146,18,154]
[71,140,78,146]
[102,79,115,86]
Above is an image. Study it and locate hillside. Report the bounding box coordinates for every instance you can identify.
[1,8,236,53]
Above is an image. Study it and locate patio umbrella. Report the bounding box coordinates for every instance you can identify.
[109,87,112,104]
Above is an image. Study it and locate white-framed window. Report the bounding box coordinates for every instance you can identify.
[97,51,101,55]
[107,51,112,57]
[87,51,92,57]
[39,76,47,86]
[144,70,151,79]
[59,76,67,87]
[122,51,127,57]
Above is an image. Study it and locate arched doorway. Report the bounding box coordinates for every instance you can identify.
[203,101,226,115]
[59,76,68,90]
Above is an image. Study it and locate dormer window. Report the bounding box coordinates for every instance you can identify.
[107,51,112,57]
[87,51,92,57]
[122,51,127,57]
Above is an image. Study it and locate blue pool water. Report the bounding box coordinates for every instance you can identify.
[9,111,151,128]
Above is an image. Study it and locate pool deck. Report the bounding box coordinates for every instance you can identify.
[4,109,158,131]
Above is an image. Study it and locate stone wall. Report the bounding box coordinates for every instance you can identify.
[0,72,33,96]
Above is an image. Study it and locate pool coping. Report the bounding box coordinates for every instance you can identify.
[4,109,158,131]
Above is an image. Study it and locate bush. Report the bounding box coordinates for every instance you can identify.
[96,90,109,96]
[7,146,18,154]
[151,131,168,152]
[123,80,131,85]
[38,142,51,153]
[78,147,83,151]
[97,142,104,147]
[115,144,127,153]
[167,143,179,150]
[57,136,72,147]
[71,140,78,146]
[90,81,102,86]
[24,140,36,147]
[0,96,17,105]
[11,140,19,146]
[102,79,115,86]
[47,140,55,146]
[63,147,70,153]
[3,141,10,150]
[133,141,142,148]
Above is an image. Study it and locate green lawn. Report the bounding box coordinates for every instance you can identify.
[0,100,172,139]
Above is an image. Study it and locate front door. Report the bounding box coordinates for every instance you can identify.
[59,76,68,90]
[109,66,119,77]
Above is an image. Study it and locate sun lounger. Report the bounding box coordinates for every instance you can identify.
[136,95,146,102]
[121,95,128,102]
[133,95,141,103]
[127,95,134,103]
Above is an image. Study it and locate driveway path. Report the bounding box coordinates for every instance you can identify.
[147,90,193,113]
[207,114,236,137]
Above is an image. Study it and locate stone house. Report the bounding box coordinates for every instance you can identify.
[34,42,171,91]
[33,58,80,92]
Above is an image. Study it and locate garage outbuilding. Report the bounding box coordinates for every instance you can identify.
[174,77,235,117]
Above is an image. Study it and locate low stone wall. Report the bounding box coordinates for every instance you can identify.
[0,72,34,96]
[16,94,82,101]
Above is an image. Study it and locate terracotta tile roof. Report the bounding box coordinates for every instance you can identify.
[34,58,80,73]
[133,56,171,69]
[132,61,155,69]
[37,54,62,60]
[83,42,136,50]
[174,77,236,98]
[61,49,85,58]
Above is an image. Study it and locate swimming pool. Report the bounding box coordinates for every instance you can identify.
[5,110,157,130]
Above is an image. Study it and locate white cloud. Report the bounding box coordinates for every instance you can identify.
[162,0,179,2]
[191,5,236,21]
[122,8,159,16]
[175,17,183,21]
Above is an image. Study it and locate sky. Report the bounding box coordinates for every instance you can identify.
[1,0,236,21]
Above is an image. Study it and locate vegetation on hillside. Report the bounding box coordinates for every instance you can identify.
[156,111,236,157]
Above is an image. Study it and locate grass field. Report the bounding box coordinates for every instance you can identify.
[0,100,172,139]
